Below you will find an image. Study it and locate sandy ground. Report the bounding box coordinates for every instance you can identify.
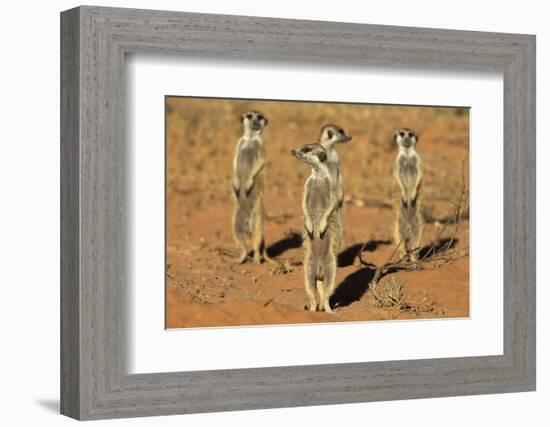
[166,97,469,328]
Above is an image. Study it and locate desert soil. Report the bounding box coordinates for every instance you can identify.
[166,97,470,328]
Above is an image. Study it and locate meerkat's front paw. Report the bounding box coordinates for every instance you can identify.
[305,218,314,238]
[318,218,328,239]
[244,180,254,196]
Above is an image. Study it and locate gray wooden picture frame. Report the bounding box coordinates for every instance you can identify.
[60,5,536,421]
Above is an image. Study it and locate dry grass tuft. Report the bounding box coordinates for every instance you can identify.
[368,277,442,313]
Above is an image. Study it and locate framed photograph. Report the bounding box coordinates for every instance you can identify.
[61,6,536,420]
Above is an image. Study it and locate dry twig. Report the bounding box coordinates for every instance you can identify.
[265,212,294,224]
[361,162,469,285]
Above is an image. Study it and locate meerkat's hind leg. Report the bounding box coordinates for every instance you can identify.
[232,209,249,264]
[406,228,418,263]
[304,255,317,311]
[251,196,277,264]
[248,198,262,264]
[234,233,248,264]
[261,240,278,265]
[316,280,326,313]
[409,214,423,264]
[405,238,414,263]
[394,210,407,260]
[415,223,424,262]
[335,213,344,254]
[321,257,336,313]
[252,206,264,264]
[257,211,277,264]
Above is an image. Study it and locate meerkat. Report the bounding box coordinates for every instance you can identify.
[232,110,273,264]
[291,143,339,313]
[393,128,423,262]
[318,124,352,252]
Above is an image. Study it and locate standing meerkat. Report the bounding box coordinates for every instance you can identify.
[318,124,352,252]
[232,110,273,264]
[291,143,339,313]
[394,128,423,262]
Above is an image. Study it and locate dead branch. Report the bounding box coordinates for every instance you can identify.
[285,257,303,266]
[265,212,294,224]
[419,162,467,263]
[362,162,469,285]
[347,198,393,209]
[423,206,469,224]
[213,246,239,258]
[346,197,470,226]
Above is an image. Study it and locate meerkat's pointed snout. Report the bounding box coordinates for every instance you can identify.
[338,128,352,143]
[340,133,352,143]
[291,146,307,160]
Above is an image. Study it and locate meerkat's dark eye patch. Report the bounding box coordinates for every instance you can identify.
[257,114,263,121]
[317,151,327,162]
[302,146,312,153]
[246,113,253,120]
[327,130,333,139]
[399,131,405,137]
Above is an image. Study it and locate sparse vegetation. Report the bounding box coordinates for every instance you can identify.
[368,277,443,314]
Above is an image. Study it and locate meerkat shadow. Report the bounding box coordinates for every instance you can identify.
[418,237,459,260]
[337,239,392,267]
[330,266,377,309]
[266,232,303,258]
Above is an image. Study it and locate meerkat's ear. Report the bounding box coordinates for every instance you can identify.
[263,117,268,126]
[240,114,245,124]
[317,151,327,162]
